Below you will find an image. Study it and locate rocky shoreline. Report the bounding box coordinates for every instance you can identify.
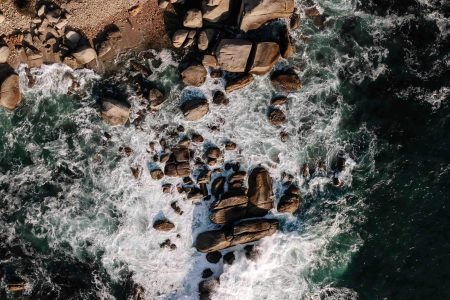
[0,0,337,298]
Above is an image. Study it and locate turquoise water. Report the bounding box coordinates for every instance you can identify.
[1,0,449,299]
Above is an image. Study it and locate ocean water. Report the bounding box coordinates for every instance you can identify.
[1,0,449,299]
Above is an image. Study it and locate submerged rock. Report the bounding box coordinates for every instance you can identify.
[100,98,130,126]
[206,251,222,264]
[270,68,301,92]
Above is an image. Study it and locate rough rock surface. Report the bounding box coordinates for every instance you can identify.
[202,0,231,22]
[0,74,22,110]
[180,98,209,121]
[270,68,302,92]
[247,167,274,216]
[196,219,279,252]
[181,65,207,87]
[250,42,280,75]
[239,0,296,32]
[216,39,253,73]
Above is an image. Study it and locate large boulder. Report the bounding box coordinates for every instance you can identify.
[216,39,253,73]
[0,46,10,63]
[247,167,273,216]
[198,29,216,51]
[270,68,301,92]
[277,194,300,213]
[210,204,248,224]
[180,98,209,121]
[239,0,295,32]
[249,42,280,75]
[181,65,207,87]
[202,0,231,23]
[196,219,278,252]
[100,98,130,126]
[72,47,97,64]
[153,218,175,231]
[184,9,203,28]
[0,75,22,110]
[172,29,189,48]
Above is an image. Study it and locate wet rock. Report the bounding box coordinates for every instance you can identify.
[268,108,287,126]
[177,162,191,177]
[271,95,288,105]
[206,147,222,159]
[211,176,226,197]
[277,192,300,213]
[162,183,172,193]
[0,46,10,63]
[216,39,253,73]
[131,167,141,179]
[184,9,203,28]
[247,167,273,216]
[180,97,209,121]
[280,27,296,59]
[305,6,321,17]
[239,0,296,32]
[192,133,204,143]
[210,204,247,224]
[0,74,22,110]
[206,251,222,264]
[72,47,97,64]
[202,55,218,68]
[210,68,223,78]
[212,91,229,106]
[181,65,207,87]
[198,29,216,51]
[160,239,177,250]
[280,131,289,142]
[100,98,130,126]
[225,73,254,93]
[244,245,261,261]
[202,268,214,278]
[65,31,81,48]
[149,88,167,109]
[171,201,184,215]
[290,9,301,30]
[199,279,219,299]
[249,42,280,75]
[223,251,235,265]
[225,141,237,150]
[196,219,278,252]
[153,218,175,231]
[270,68,301,92]
[172,29,189,48]
[203,0,231,22]
[150,169,164,180]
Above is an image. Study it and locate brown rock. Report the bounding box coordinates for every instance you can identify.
[212,194,248,210]
[182,65,207,87]
[210,204,248,224]
[280,27,296,59]
[192,133,204,143]
[150,169,164,180]
[225,73,254,93]
[277,194,300,213]
[216,39,252,73]
[249,42,280,75]
[239,0,296,32]
[271,95,288,105]
[270,68,301,92]
[0,46,10,63]
[269,108,287,126]
[205,147,222,159]
[305,6,321,17]
[164,163,178,177]
[173,148,190,162]
[247,167,273,216]
[100,98,130,126]
[290,10,301,30]
[202,0,231,22]
[211,176,225,197]
[181,98,209,121]
[172,29,189,48]
[176,162,191,177]
[72,46,97,64]
[184,9,203,28]
[148,88,166,109]
[225,141,237,150]
[202,55,218,67]
[196,230,231,253]
[198,29,216,51]
[153,219,175,231]
[0,74,22,110]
